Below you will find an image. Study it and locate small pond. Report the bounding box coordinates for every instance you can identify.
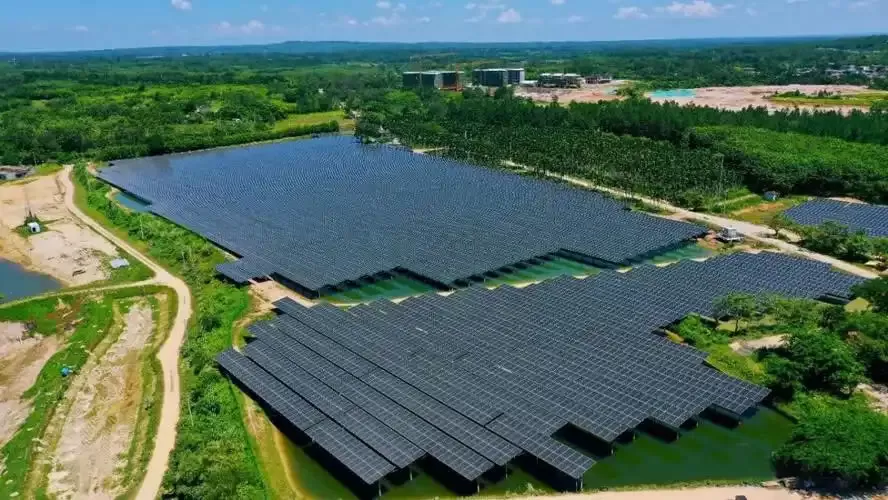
[114,192,151,212]
[0,259,62,304]
[649,89,697,99]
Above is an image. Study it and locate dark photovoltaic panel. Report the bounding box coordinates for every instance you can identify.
[99,137,706,293]
[784,199,888,237]
[304,419,396,484]
[218,252,865,490]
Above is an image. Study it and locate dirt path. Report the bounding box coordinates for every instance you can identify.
[730,335,786,356]
[60,166,193,500]
[46,301,155,499]
[520,166,878,280]
[517,485,817,500]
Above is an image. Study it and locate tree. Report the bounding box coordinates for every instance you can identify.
[853,277,888,313]
[767,213,795,239]
[714,292,763,333]
[766,329,864,395]
[800,221,851,256]
[674,315,728,347]
[765,296,826,329]
[842,231,874,262]
[871,238,888,269]
[774,395,888,488]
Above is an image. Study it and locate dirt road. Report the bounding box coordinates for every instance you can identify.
[60,166,192,500]
[519,485,815,500]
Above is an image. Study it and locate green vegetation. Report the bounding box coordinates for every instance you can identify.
[73,163,265,499]
[790,221,888,265]
[673,286,888,491]
[693,126,888,203]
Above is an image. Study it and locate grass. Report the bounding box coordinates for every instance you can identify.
[727,195,808,226]
[768,91,888,107]
[272,110,354,133]
[33,163,63,177]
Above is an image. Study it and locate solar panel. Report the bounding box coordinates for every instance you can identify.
[305,419,395,484]
[98,137,706,294]
[785,199,888,237]
[221,251,865,492]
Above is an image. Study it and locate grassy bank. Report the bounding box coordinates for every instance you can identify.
[73,163,267,499]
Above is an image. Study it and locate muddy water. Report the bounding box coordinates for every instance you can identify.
[0,258,61,303]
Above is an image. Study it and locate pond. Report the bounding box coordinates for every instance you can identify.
[114,192,151,212]
[649,89,697,99]
[0,259,62,304]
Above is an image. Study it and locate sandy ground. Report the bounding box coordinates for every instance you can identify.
[730,335,786,356]
[0,321,62,447]
[646,84,872,114]
[0,173,118,285]
[858,383,888,415]
[46,302,154,500]
[515,81,628,105]
[250,279,317,308]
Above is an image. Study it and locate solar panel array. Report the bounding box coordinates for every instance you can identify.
[217,252,865,491]
[784,199,888,237]
[98,137,706,293]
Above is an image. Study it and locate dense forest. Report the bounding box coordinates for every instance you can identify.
[363,88,888,206]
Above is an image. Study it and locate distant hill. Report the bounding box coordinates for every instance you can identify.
[3,35,880,60]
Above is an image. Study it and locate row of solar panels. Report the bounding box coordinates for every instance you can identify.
[99,137,707,293]
[784,198,888,237]
[217,252,865,492]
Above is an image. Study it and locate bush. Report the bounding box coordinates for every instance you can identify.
[774,395,888,488]
[675,315,729,347]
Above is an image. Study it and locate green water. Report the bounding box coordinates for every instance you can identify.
[379,407,792,499]
[321,244,714,306]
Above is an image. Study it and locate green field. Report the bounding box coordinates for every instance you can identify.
[769,91,888,107]
[273,110,355,132]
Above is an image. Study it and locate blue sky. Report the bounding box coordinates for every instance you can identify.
[2,0,886,52]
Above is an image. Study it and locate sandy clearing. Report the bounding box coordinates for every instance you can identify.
[46,302,154,500]
[858,383,888,415]
[647,84,872,114]
[0,172,118,285]
[0,322,62,447]
[250,279,317,309]
[730,335,786,356]
[515,81,628,105]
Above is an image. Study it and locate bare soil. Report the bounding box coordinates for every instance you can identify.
[515,81,628,105]
[647,84,872,114]
[858,383,888,415]
[0,172,118,285]
[0,322,62,447]
[730,334,786,356]
[250,279,317,309]
[45,302,154,500]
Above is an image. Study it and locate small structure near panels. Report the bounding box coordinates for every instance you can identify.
[110,258,130,269]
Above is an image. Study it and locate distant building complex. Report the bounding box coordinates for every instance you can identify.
[538,73,584,88]
[472,68,525,87]
[402,71,461,90]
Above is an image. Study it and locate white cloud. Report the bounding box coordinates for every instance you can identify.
[417,16,432,22]
[171,0,192,11]
[215,19,266,35]
[377,0,392,8]
[614,6,648,18]
[786,0,807,3]
[551,0,566,4]
[345,17,359,25]
[465,1,507,21]
[566,14,584,22]
[394,2,407,11]
[660,0,721,17]
[72,25,89,32]
[849,0,877,9]
[497,7,522,22]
